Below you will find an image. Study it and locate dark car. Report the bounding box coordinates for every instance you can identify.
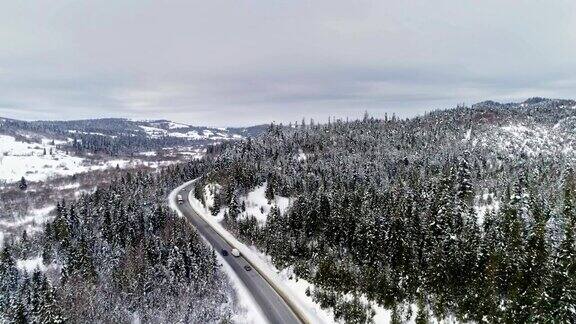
[244,265,252,271]
[221,249,229,256]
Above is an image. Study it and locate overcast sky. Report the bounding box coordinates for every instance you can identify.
[1,1,575,126]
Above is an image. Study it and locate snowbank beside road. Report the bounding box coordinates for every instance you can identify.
[185,182,323,324]
[168,180,267,324]
[193,182,403,323]
[217,253,268,324]
[246,248,337,324]
[168,181,190,218]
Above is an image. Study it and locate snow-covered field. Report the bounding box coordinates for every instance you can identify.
[0,134,194,184]
[0,134,135,183]
[0,205,54,231]
[0,132,205,254]
[16,256,46,272]
[0,206,55,249]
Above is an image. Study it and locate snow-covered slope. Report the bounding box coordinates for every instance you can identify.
[137,123,243,140]
[0,134,85,183]
[0,133,183,183]
[238,183,292,223]
[473,122,576,159]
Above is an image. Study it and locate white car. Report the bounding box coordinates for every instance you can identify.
[231,248,241,257]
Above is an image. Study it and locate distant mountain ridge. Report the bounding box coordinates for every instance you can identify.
[2,97,574,155]
[0,117,266,139]
[471,97,576,109]
[0,117,268,155]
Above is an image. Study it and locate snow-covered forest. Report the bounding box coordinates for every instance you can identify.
[194,98,576,322]
[2,98,576,323]
[0,162,243,322]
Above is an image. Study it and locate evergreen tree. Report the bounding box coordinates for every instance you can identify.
[0,246,20,314]
[456,154,474,206]
[38,279,65,324]
[19,177,27,191]
[547,213,576,321]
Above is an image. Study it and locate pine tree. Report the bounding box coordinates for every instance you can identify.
[522,195,551,321]
[38,279,65,324]
[29,270,43,322]
[415,294,430,324]
[563,166,576,224]
[19,177,27,191]
[210,194,221,216]
[456,154,474,206]
[546,213,576,321]
[0,246,20,315]
[265,179,275,201]
[10,298,28,324]
[228,193,241,220]
[390,305,402,324]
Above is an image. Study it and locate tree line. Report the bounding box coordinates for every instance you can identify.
[196,100,576,322]
[1,161,238,323]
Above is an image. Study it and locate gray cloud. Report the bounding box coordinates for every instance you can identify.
[1,0,575,126]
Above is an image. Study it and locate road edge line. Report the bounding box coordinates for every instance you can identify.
[171,179,318,324]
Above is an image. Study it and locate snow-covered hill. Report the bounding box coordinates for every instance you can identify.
[135,121,244,140]
[406,98,576,163]
[0,133,178,183]
[192,97,576,323]
[0,117,267,156]
[0,117,266,182]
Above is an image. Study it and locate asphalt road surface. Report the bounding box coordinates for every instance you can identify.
[173,184,302,324]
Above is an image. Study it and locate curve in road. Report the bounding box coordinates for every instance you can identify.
[172,183,302,324]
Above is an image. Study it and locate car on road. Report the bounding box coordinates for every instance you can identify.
[221,249,229,256]
[244,265,252,271]
[231,248,241,257]
[177,194,184,204]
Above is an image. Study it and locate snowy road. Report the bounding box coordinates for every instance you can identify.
[172,183,303,324]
